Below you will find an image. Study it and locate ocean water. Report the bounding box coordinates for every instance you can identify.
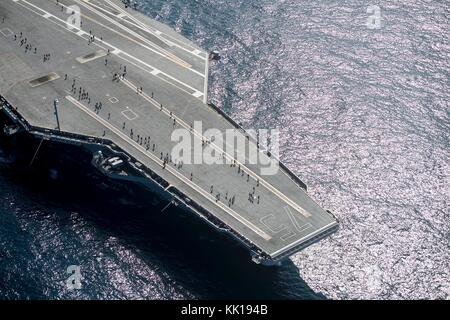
[0,0,449,299]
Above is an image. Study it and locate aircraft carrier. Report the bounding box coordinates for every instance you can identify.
[0,0,338,265]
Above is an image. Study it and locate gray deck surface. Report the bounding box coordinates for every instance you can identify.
[0,0,337,259]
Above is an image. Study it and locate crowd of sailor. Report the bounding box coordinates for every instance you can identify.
[61,63,264,210]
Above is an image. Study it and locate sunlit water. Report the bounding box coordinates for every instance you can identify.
[0,0,449,299]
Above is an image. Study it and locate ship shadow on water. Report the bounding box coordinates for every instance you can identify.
[0,137,325,300]
[88,196,325,300]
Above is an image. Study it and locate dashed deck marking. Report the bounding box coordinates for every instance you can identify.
[0,28,13,37]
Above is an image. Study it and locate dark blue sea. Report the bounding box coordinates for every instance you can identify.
[0,0,449,299]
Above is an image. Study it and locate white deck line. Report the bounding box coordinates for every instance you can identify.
[203,54,209,104]
[14,0,206,100]
[85,0,207,61]
[72,0,198,72]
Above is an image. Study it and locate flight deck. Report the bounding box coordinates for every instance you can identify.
[0,0,338,265]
